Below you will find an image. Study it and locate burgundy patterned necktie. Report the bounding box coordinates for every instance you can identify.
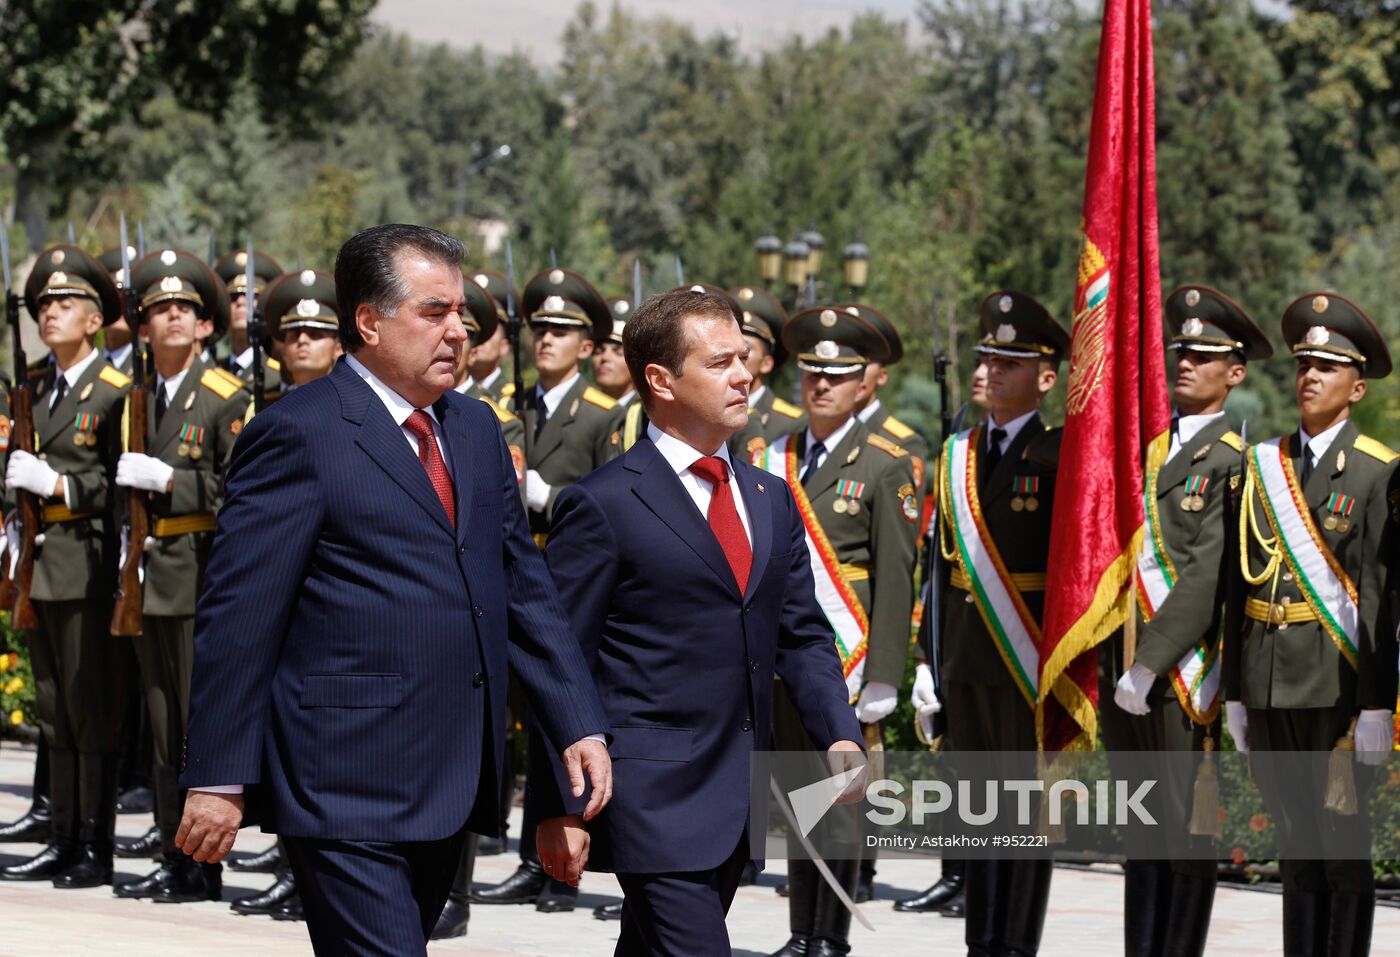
[404,410,456,527]
[690,455,751,592]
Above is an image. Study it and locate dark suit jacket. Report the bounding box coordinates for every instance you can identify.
[180,358,608,842]
[534,437,862,874]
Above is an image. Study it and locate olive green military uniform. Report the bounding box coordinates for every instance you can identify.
[1227,292,1398,955]
[0,246,132,888]
[467,269,519,408]
[213,249,284,395]
[729,285,804,452]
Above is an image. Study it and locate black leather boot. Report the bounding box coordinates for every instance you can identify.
[963,859,1002,957]
[535,876,578,913]
[231,869,298,915]
[1122,859,1169,957]
[470,858,545,904]
[151,851,222,903]
[431,833,476,939]
[0,839,77,880]
[593,900,624,921]
[114,786,154,816]
[53,753,118,889]
[1001,859,1053,957]
[113,859,175,899]
[807,857,857,957]
[1,736,51,843]
[114,825,162,859]
[775,858,819,956]
[1325,891,1374,957]
[893,857,964,912]
[1,749,77,880]
[855,854,875,903]
[228,842,282,873]
[270,894,305,921]
[1282,888,1329,957]
[1161,870,1217,957]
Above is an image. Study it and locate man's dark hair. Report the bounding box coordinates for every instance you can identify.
[624,290,739,407]
[334,224,465,352]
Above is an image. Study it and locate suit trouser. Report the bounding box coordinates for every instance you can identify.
[615,830,750,957]
[284,823,468,957]
[133,614,194,855]
[28,599,129,844]
[943,679,1051,957]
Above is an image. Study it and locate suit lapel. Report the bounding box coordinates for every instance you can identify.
[31,366,60,447]
[628,440,741,598]
[733,459,772,601]
[433,396,473,541]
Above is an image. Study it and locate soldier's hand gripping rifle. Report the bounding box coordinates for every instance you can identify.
[111,221,149,637]
[0,227,39,629]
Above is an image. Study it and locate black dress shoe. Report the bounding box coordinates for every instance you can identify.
[808,939,851,957]
[431,897,469,939]
[476,835,504,856]
[114,786,155,816]
[231,872,298,915]
[0,842,77,881]
[0,797,51,844]
[269,894,304,921]
[854,876,874,904]
[769,934,810,957]
[113,862,173,899]
[893,874,964,913]
[114,825,161,860]
[593,900,624,921]
[738,861,759,886]
[52,844,113,888]
[535,890,576,913]
[776,881,790,897]
[228,844,282,873]
[939,890,966,919]
[471,860,545,904]
[151,856,222,904]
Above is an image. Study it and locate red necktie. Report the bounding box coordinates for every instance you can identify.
[690,455,751,593]
[404,410,456,527]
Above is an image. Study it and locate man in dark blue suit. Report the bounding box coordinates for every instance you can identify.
[535,288,865,956]
[173,225,613,956]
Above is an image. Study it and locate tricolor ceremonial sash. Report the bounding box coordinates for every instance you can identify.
[941,428,1041,706]
[1133,462,1221,723]
[1249,437,1360,667]
[756,435,868,699]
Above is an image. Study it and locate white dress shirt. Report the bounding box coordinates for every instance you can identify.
[535,372,581,421]
[345,354,451,471]
[985,408,1038,454]
[1298,418,1349,473]
[857,398,884,424]
[102,342,133,371]
[802,416,858,474]
[230,346,254,374]
[1166,410,1226,464]
[747,384,767,409]
[617,390,637,407]
[647,423,753,545]
[473,367,502,394]
[51,348,101,410]
[155,366,192,410]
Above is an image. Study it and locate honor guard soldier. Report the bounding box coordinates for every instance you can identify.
[846,303,928,490]
[598,297,638,406]
[729,284,803,448]
[933,291,1068,957]
[0,247,132,889]
[1102,286,1271,957]
[759,306,919,957]
[474,267,619,914]
[214,249,284,393]
[110,248,248,905]
[454,274,525,489]
[1227,294,1397,956]
[264,270,343,390]
[98,246,139,374]
[464,270,517,405]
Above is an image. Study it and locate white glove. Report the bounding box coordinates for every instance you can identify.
[115,453,174,493]
[2,515,17,579]
[1113,663,1156,716]
[525,469,551,512]
[854,681,899,724]
[1225,701,1249,753]
[1354,709,1395,766]
[910,662,941,716]
[5,450,61,498]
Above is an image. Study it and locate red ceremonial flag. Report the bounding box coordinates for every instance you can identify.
[1038,0,1170,752]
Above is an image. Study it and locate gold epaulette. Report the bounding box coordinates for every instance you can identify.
[867,433,908,458]
[266,356,282,371]
[771,397,803,419]
[1354,434,1398,464]
[582,386,617,410]
[201,368,243,400]
[501,383,516,399]
[99,366,132,389]
[1220,431,1242,452]
[882,415,915,441]
[484,396,517,424]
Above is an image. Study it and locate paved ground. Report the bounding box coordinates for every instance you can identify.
[2,742,1396,956]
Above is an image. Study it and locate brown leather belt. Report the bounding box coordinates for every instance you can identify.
[41,504,96,524]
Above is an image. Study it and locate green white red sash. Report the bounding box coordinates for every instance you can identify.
[940,428,1040,706]
[1249,437,1359,667]
[756,435,868,699]
[1133,458,1221,723]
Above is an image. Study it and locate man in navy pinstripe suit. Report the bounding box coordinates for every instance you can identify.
[535,289,865,956]
[173,225,613,957]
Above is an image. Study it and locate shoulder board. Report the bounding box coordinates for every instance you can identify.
[210,367,245,389]
[483,396,516,424]
[882,415,915,440]
[201,368,243,400]
[1219,431,1242,452]
[266,356,281,371]
[582,386,617,410]
[867,433,908,458]
[99,366,132,389]
[1354,434,1398,464]
[771,397,803,419]
[501,383,516,398]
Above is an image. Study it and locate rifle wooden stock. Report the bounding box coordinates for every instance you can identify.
[111,383,149,637]
[4,382,38,629]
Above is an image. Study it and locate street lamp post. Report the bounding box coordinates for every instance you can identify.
[455,143,512,220]
[842,234,870,293]
[754,228,783,287]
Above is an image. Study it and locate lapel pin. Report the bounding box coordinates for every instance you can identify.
[184,391,195,411]
[1336,449,1346,473]
[79,382,93,402]
[756,483,765,493]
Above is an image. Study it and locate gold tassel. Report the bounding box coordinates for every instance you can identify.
[1322,717,1359,816]
[1189,736,1221,838]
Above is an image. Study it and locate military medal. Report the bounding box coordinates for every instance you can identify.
[1011,475,1039,511]
[178,424,205,461]
[1180,474,1209,512]
[832,498,848,514]
[178,443,190,457]
[1323,492,1355,534]
[833,479,865,515]
[72,412,98,447]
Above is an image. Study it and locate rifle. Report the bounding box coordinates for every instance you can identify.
[632,258,642,310]
[111,219,149,637]
[505,240,527,456]
[675,255,685,287]
[0,226,38,629]
[246,239,266,413]
[932,287,952,442]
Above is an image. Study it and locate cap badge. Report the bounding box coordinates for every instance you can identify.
[995,323,1017,343]
[819,309,838,327]
[613,300,629,315]
[1185,289,1200,307]
[114,269,127,286]
[235,252,249,267]
[1304,325,1330,346]
[160,250,178,266]
[160,276,183,293]
[1312,295,1329,314]
[1181,317,1204,337]
[687,284,705,294]
[300,269,316,285]
[543,295,566,312]
[50,271,67,284]
[296,298,320,317]
[50,250,65,265]
[548,269,565,285]
[998,295,1014,314]
[814,340,840,360]
[738,287,754,301]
